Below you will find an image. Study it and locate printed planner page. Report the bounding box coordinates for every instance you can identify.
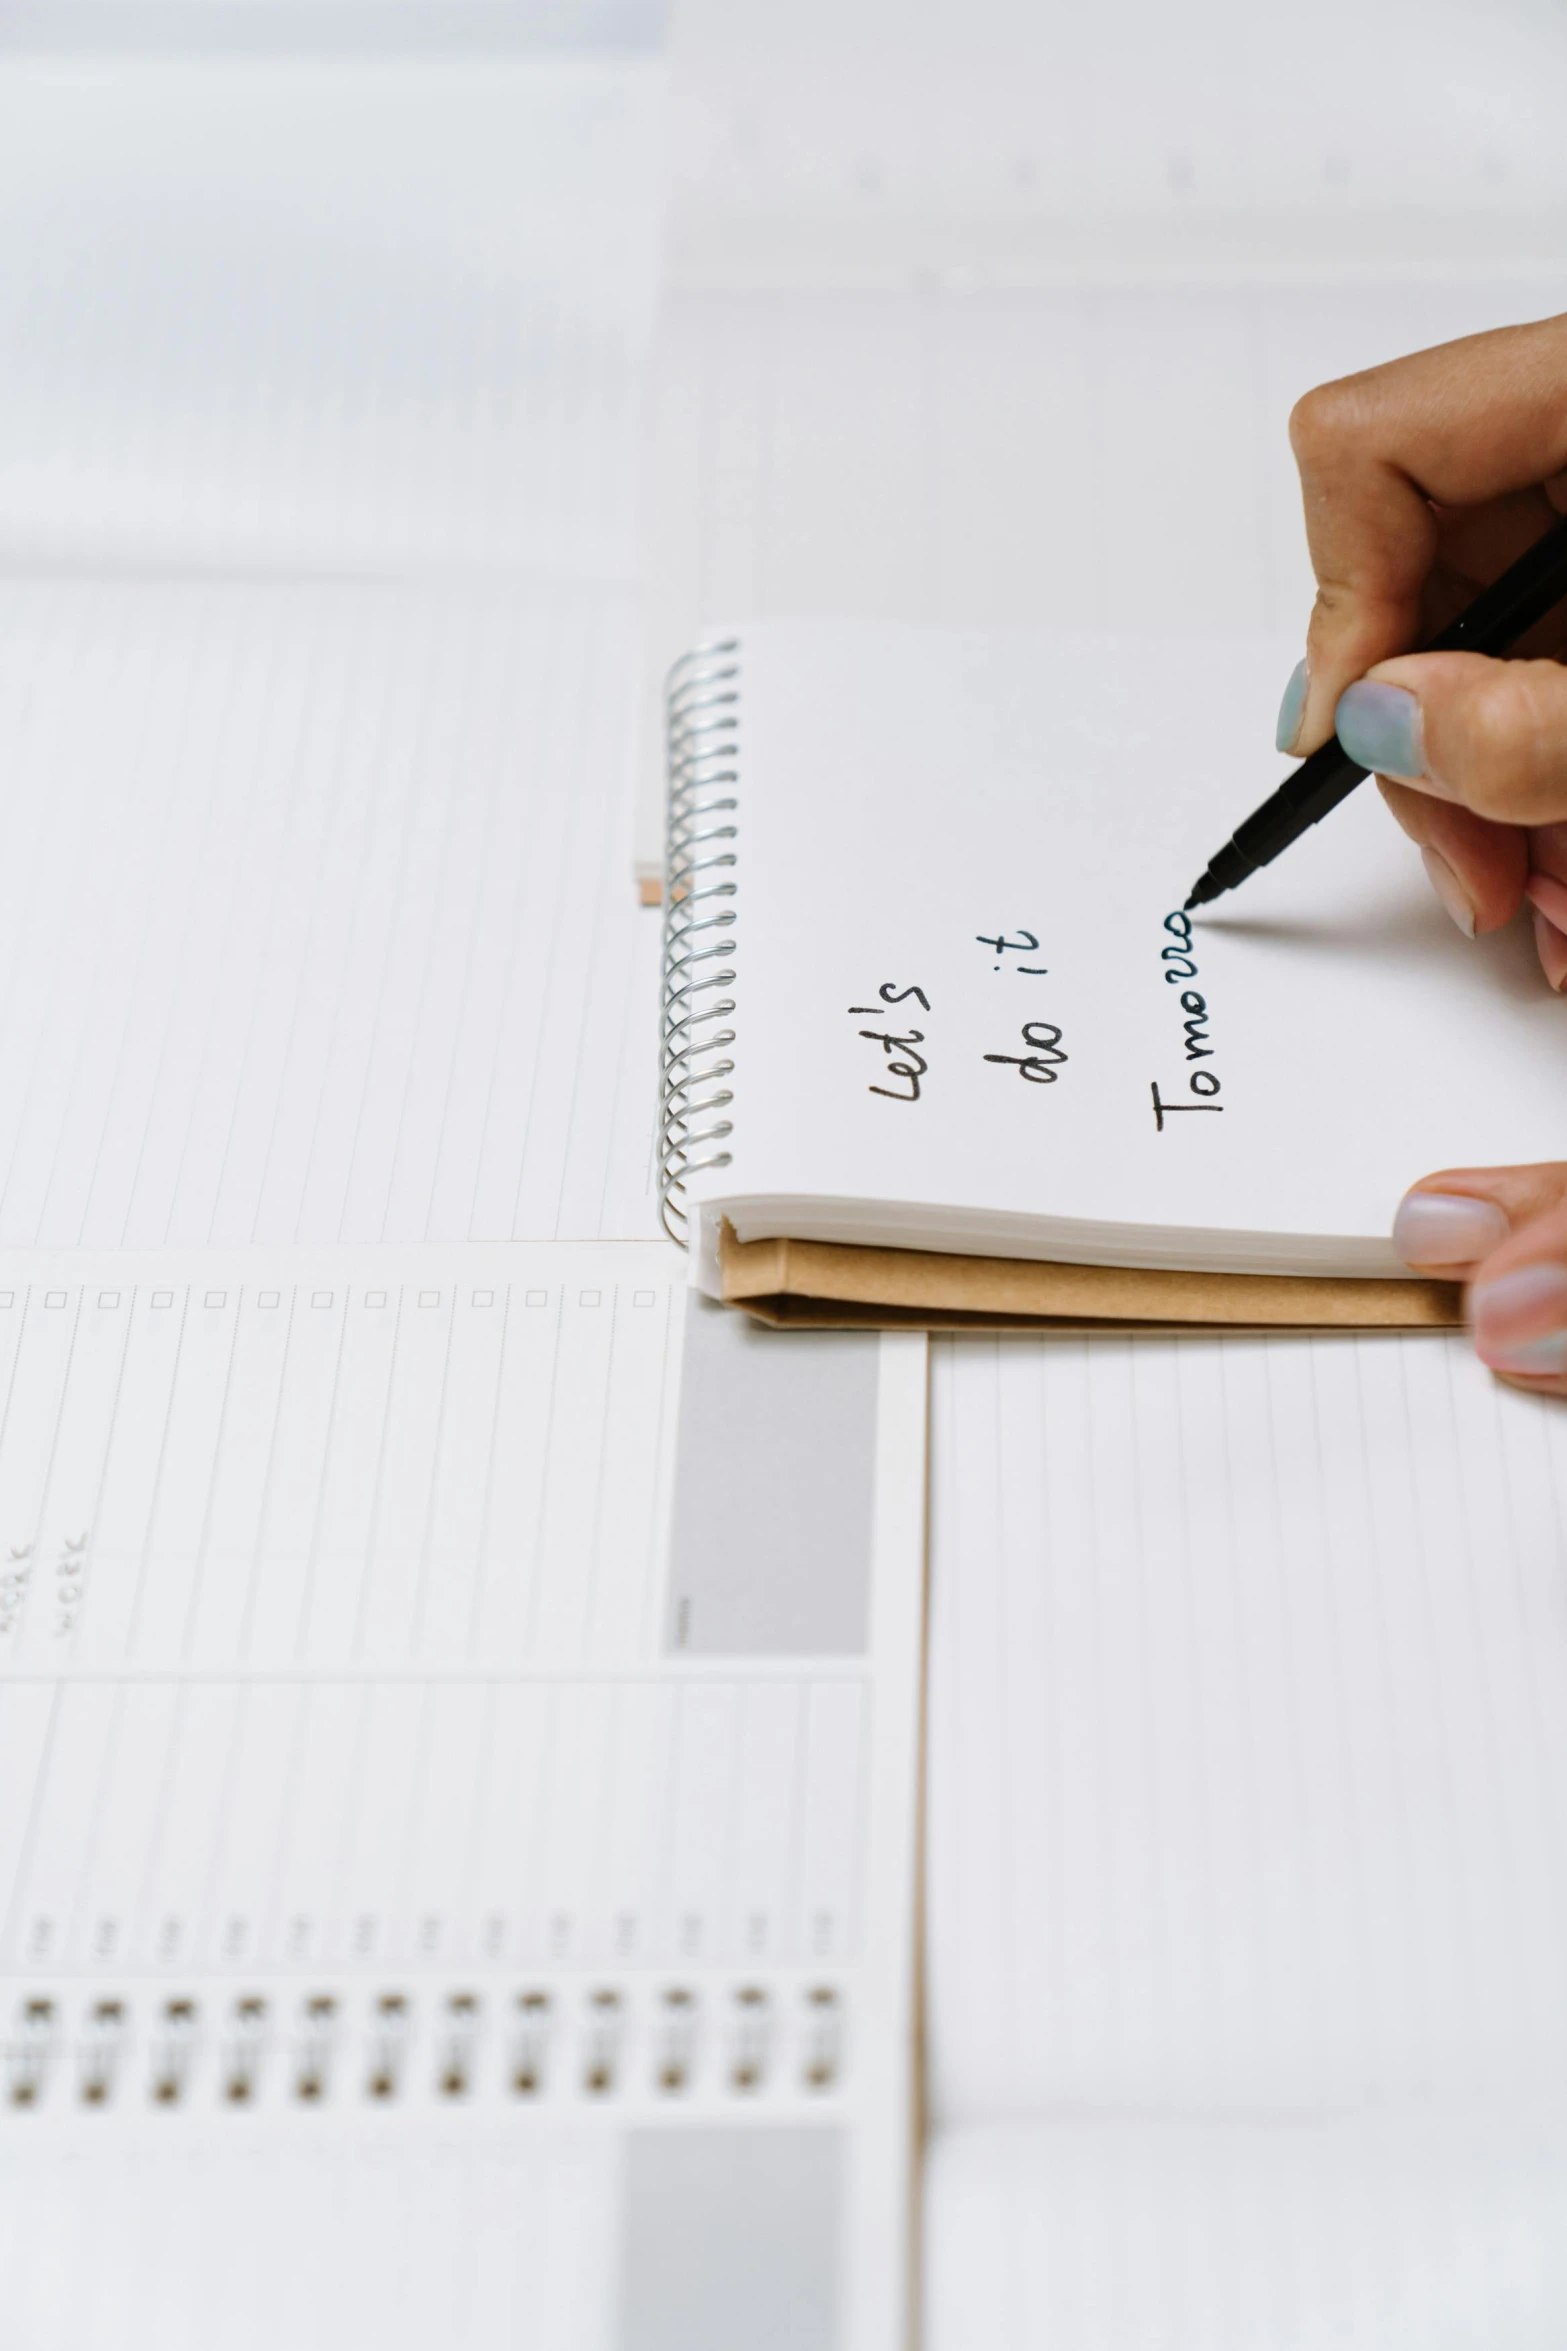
[0,1248,926,2351]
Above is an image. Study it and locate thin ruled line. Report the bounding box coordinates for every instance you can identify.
[189,1678,251,1969]
[461,634,562,1241]
[175,1300,246,1671]
[411,614,521,1244]
[283,614,404,1244]
[240,631,379,1242]
[123,1286,194,1661]
[292,1284,355,1665]
[58,1285,137,1665]
[0,598,144,1244]
[58,1676,129,1966]
[234,1284,303,1663]
[577,1286,620,1655]
[519,1293,568,1663]
[151,596,295,1247]
[639,1284,682,1660]
[0,1681,62,1969]
[351,1284,409,1666]
[375,610,489,1244]
[408,1292,462,1662]
[127,1677,192,1969]
[258,1681,321,1976]
[327,619,449,1247]
[465,1284,514,1667]
[1347,1335,1426,2058]
[1303,1333,1380,2080]
[546,615,620,1240]
[199,639,329,1243]
[57,594,205,1250]
[1394,1338,1488,2040]
[104,600,262,1246]
[1256,1334,1321,2053]
[452,1680,498,1963]
[12,1284,91,1658]
[507,614,599,1241]
[390,1680,439,1967]
[327,1679,377,1966]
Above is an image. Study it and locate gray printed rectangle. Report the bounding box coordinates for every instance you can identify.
[619,2125,843,2351]
[666,1296,877,1656]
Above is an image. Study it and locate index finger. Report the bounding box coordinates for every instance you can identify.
[1284,313,1567,753]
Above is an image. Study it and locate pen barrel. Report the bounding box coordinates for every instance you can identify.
[1191,513,1567,907]
[1428,512,1567,657]
[1230,737,1369,872]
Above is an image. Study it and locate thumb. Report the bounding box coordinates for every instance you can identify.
[1335,649,1567,828]
[1393,1161,1567,1395]
[1393,1161,1567,1279]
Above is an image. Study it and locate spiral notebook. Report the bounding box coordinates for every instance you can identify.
[658,621,1567,1333]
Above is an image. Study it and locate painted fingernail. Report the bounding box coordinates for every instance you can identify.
[1275,658,1309,754]
[1533,905,1567,993]
[1420,847,1476,938]
[1471,1262,1567,1372]
[1334,681,1425,779]
[1526,870,1567,931]
[1392,1189,1508,1267]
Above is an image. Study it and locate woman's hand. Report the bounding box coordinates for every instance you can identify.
[1280,312,1567,980]
[1287,316,1567,1381]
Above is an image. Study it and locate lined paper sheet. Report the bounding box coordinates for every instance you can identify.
[0,57,663,579]
[0,581,660,1245]
[922,1329,1567,2338]
[924,2114,1567,2351]
[925,1331,1567,2119]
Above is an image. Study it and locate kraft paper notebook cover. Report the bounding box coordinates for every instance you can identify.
[655,622,1567,1333]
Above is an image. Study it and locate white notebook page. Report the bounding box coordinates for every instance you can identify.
[688,621,1567,1277]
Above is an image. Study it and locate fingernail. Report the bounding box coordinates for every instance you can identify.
[1334,681,1426,780]
[1489,1335,1567,1375]
[1275,658,1309,754]
[1420,847,1475,938]
[1392,1189,1508,1267]
[1526,870,1567,931]
[1471,1262,1567,1372]
[1533,905,1567,993]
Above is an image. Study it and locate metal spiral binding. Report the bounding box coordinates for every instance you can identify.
[660,641,741,1244]
[2,1976,846,2107]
